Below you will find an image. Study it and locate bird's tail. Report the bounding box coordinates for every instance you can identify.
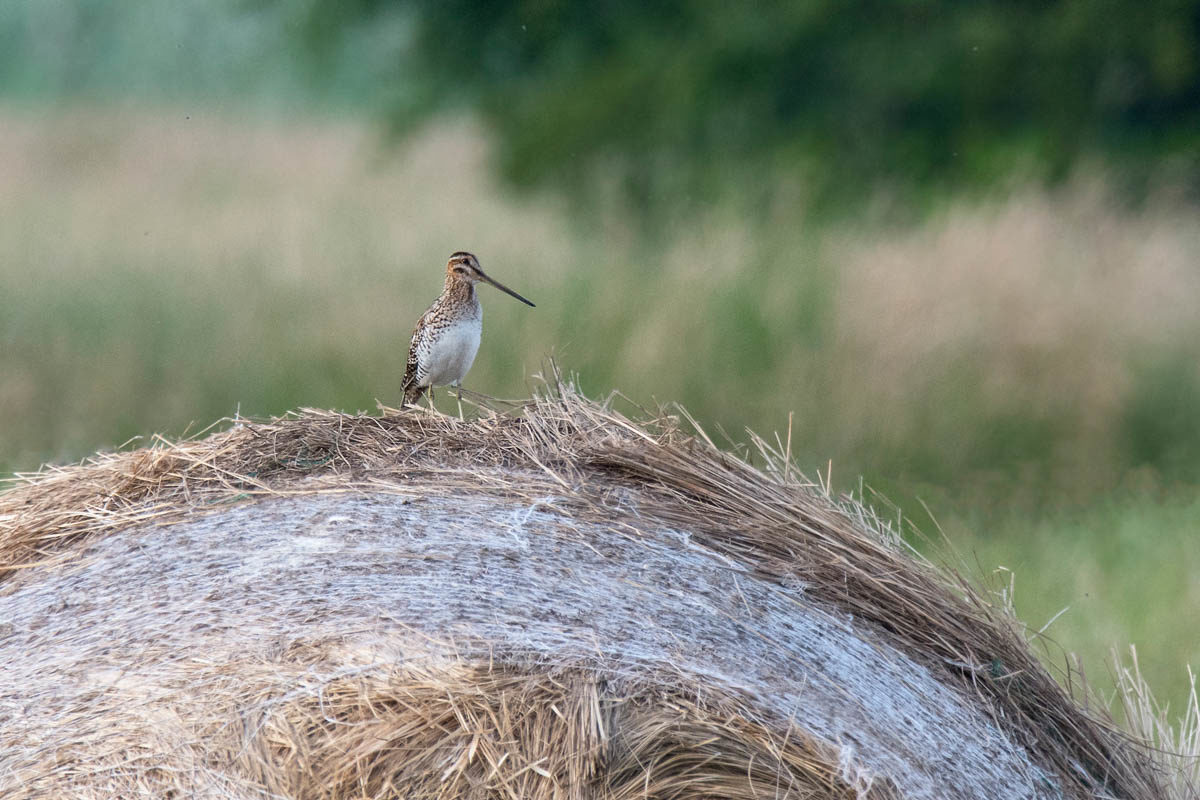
[402,384,426,408]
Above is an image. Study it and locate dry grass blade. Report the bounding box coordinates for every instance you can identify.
[1114,647,1200,799]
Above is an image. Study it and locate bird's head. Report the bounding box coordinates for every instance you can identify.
[446,251,535,307]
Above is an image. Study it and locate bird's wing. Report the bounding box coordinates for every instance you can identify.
[401,321,424,391]
[403,298,442,392]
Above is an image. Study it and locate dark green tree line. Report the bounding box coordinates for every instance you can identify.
[288,0,1200,211]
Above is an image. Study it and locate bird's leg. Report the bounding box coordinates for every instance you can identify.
[455,384,464,420]
[426,386,437,412]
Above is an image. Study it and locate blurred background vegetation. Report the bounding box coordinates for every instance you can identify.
[1,0,1198,715]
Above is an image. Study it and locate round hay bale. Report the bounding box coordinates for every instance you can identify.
[0,383,1165,799]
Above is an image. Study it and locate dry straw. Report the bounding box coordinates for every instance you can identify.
[0,375,1179,798]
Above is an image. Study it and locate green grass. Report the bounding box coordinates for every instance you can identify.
[935,493,1200,720]
[1,103,1199,715]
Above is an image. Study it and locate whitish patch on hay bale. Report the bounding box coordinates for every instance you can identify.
[6,493,1037,797]
[0,381,1165,799]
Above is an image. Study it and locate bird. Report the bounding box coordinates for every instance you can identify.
[402,251,535,409]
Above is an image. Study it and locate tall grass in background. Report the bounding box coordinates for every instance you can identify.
[1,103,1198,712]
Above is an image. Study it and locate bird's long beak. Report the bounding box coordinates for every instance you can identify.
[479,271,536,307]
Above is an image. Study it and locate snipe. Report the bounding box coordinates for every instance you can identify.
[402,251,535,408]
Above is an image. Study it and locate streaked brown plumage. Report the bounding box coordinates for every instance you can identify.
[402,252,535,407]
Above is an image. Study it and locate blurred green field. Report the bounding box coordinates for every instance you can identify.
[938,494,1200,717]
[1,104,1198,715]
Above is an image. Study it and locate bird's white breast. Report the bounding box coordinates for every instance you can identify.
[420,315,482,387]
